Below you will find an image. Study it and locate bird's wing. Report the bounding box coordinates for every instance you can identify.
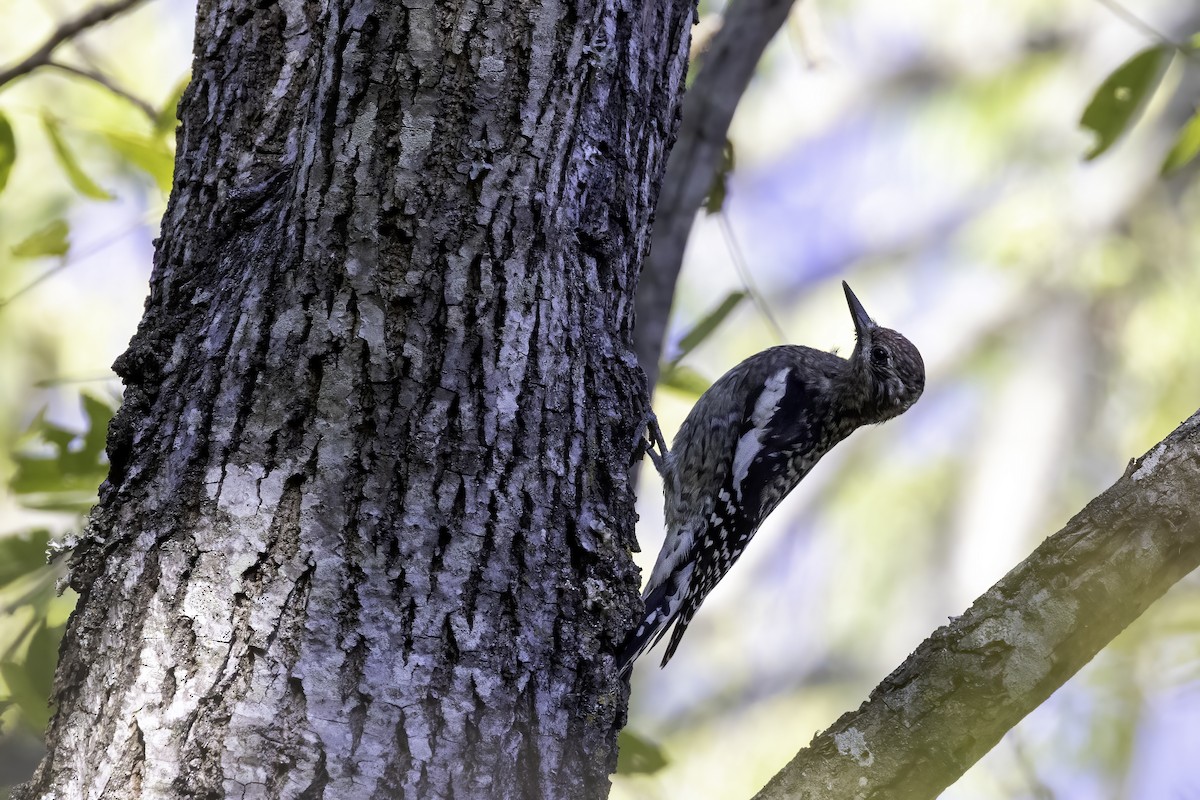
[656,363,829,666]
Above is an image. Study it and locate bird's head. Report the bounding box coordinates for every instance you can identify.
[843,281,925,420]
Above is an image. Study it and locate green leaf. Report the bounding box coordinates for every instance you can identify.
[23,622,63,711]
[10,394,117,513]
[0,605,39,664]
[44,588,77,629]
[1080,45,1171,160]
[102,130,174,193]
[80,394,115,466]
[1162,110,1200,175]
[616,729,669,776]
[0,656,52,732]
[155,73,190,135]
[0,111,15,196]
[0,531,52,590]
[11,220,70,259]
[657,363,711,398]
[42,114,113,200]
[703,139,737,215]
[673,291,746,363]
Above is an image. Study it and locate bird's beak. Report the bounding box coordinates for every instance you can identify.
[843,281,875,342]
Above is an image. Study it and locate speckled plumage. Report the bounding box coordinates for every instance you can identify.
[619,283,925,672]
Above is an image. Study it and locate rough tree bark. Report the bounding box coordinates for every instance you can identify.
[16,1,693,798]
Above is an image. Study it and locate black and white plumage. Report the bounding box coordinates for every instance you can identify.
[620,282,925,672]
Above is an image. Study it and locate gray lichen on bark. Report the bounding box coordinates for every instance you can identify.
[17,1,695,798]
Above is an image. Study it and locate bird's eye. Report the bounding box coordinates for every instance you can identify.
[871,346,890,365]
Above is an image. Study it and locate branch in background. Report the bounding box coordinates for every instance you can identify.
[753,409,1200,799]
[635,0,799,390]
[45,61,156,122]
[0,0,150,89]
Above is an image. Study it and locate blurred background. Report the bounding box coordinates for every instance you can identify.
[1,0,1198,797]
[619,0,1200,797]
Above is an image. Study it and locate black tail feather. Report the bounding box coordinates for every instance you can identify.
[615,578,679,674]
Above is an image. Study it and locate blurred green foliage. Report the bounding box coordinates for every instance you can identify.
[41,112,115,201]
[0,1,185,793]
[658,291,748,398]
[12,394,114,513]
[0,393,116,738]
[9,221,69,260]
[0,113,14,194]
[620,2,1200,799]
[616,730,670,776]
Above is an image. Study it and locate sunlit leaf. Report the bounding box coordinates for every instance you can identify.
[658,363,711,398]
[0,111,15,196]
[102,130,174,193]
[42,114,113,200]
[155,73,190,135]
[616,729,669,776]
[1080,45,1171,161]
[703,139,736,215]
[10,220,70,259]
[673,291,746,363]
[1161,110,1200,175]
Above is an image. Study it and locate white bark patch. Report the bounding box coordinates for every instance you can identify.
[731,367,790,500]
[217,463,267,519]
[399,109,434,168]
[962,592,1079,696]
[1132,442,1165,481]
[354,292,386,356]
[834,727,874,767]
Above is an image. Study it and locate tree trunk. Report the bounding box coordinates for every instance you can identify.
[16,1,693,798]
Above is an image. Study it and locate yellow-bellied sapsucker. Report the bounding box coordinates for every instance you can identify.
[620,282,925,672]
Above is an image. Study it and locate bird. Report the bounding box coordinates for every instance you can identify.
[620,281,925,672]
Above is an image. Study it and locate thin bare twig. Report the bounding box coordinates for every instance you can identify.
[1092,0,1181,49]
[716,211,789,343]
[634,0,800,391]
[0,0,150,89]
[1092,0,1200,66]
[33,373,119,387]
[0,221,146,312]
[44,60,156,121]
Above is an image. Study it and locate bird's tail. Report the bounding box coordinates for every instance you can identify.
[615,576,682,675]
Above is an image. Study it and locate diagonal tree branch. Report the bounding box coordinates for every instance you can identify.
[635,0,799,390]
[44,61,157,121]
[0,0,150,89]
[754,408,1200,799]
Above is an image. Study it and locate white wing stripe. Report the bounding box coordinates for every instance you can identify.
[730,367,790,501]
